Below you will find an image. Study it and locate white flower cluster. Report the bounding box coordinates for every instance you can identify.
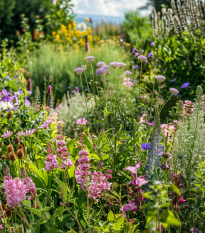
[0,101,13,110]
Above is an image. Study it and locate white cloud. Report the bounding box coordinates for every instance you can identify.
[71,0,149,16]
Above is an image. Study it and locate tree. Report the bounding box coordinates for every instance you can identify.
[138,0,172,13]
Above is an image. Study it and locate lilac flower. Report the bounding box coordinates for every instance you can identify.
[1,89,12,102]
[142,50,144,53]
[41,123,49,128]
[25,99,31,106]
[96,67,106,76]
[156,75,166,83]
[181,82,190,88]
[150,42,155,46]
[2,130,13,138]
[131,61,134,64]
[109,61,118,69]
[71,90,75,94]
[138,55,147,62]
[75,87,79,92]
[102,65,109,70]
[97,62,105,68]
[76,118,87,125]
[74,67,84,75]
[118,62,126,68]
[124,71,132,77]
[85,56,95,63]
[134,65,139,69]
[135,52,139,56]
[141,143,151,150]
[148,51,154,58]
[169,88,179,95]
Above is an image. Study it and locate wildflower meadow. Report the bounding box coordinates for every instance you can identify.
[0,0,204,232]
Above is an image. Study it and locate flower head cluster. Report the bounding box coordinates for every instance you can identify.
[74,67,84,75]
[124,71,132,77]
[21,176,37,200]
[123,78,133,87]
[161,124,176,143]
[171,173,186,212]
[122,162,147,217]
[96,67,107,76]
[169,88,179,95]
[109,61,118,69]
[41,118,53,129]
[182,100,194,116]
[2,130,13,138]
[0,101,13,110]
[117,62,126,68]
[97,62,105,68]
[138,55,147,62]
[155,75,166,83]
[85,56,95,63]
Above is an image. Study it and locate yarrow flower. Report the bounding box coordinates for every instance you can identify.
[109,61,118,69]
[156,75,166,83]
[2,130,13,138]
[181,82,190,88]
[97,62,105,68]
[117,62,126,68]
[76,118,87,125]
[74,67,84,75]
[124,71,132,77]
[138,55,147,62]
[169,88,179,95]
[85,56,95,63]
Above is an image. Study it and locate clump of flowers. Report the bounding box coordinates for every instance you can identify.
[182,100,194,116]
[75,134,112,202]
[123,78,133,87]
[138,55,147,62]
[122,162,147,216]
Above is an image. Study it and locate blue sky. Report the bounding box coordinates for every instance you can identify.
[71,0,149,17]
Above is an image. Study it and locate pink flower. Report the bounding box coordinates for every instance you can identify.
[0,224,3,229]
[122,200,138,217]
[57,121,65,124]
[124,161,141,175]
[135,177,148,187]
[2,130,13,138]
[45,106,49,109]
[76,118,87,125]
[179,196,186,204]
[36,105,40,108]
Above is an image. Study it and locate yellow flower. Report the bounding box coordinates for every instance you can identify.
[87,27,92,34]
[85,17,89,22]
[73,21,77,28]
[125,43,131,46]
[68,24,72,29]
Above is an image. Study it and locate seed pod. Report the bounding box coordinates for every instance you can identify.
[9,151,16,161]
[14,137,20,144]
[5,209,12,218]
[7,144,14,153]
[17,149,24,159]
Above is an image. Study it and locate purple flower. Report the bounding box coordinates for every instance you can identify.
[142,50,144,53]
[71,90,75,94]
[190,228,198,232]
[2,130,13,138]
[68,86,70,89]
[76,118,87,125]
[85,56,95,63]
[131,61,134,64]
[170,79,175,82]
[74,67,84,75]
[1,89,12,102]
[75,87,79,92]
[109,61,118,69]
[135,52,139,56]
[148,51,154,58]
[25,99,31,106]
[124,71,132,77]
[138,55,147,62]
[161,69,165,72]
[149,121,154,126]
[169,88,179,95]
[97,62,106,68]
[141,143,150,150]
[181,82,190,88]
[133,65,139,69]
[150,42,155,46]
[47,85,52,94]
[132,48,136,53]
[85,88,88,91]
[96,67,106,76]
[122,200,138,217]
[118,62,126,68]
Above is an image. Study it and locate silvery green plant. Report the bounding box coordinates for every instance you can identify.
[55,91,91,136]
[172,86,205,184]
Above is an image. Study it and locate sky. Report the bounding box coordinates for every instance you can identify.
[71,0,150,17]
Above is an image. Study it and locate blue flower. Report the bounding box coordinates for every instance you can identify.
[161,69,165,72]
[141,143,151,150]
[181,82,190,88]
[85,88,88,91]
[157,63,159,66]
[133,65,139,69]
[68,86,70,89]
[170,79,175,82]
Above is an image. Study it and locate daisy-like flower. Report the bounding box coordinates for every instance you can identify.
[76,118,87,125]
[109,61,118,69]
[156,75,166,83]
[2,130,13,138]
[74,67,84,75]
[85,56,95,63]
[169,88,179,95]
[138,55,147,62]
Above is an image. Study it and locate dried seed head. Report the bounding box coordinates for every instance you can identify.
[5,209,12,218]
[9,151,16,162]
[7,144,14,153]
[14,137,20,144]
[17,149,24,159]
[18,144,24,151]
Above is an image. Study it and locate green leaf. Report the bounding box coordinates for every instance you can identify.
[2,72,8,78]
[107,210,115,221]
[170,184,181,195]
[83,134,93,149]
[142,203,155,209]
[160,210,181,226]
[66,222,75,229]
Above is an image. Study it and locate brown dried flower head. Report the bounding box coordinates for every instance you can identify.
[2,155,7,160]
[7,144,14,153]
[9,151,16,161]
[17,149,24,159]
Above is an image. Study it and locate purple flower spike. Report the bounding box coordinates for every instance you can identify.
[47,85,52,94]
[181,82,190,88]
[27,79,32,91]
